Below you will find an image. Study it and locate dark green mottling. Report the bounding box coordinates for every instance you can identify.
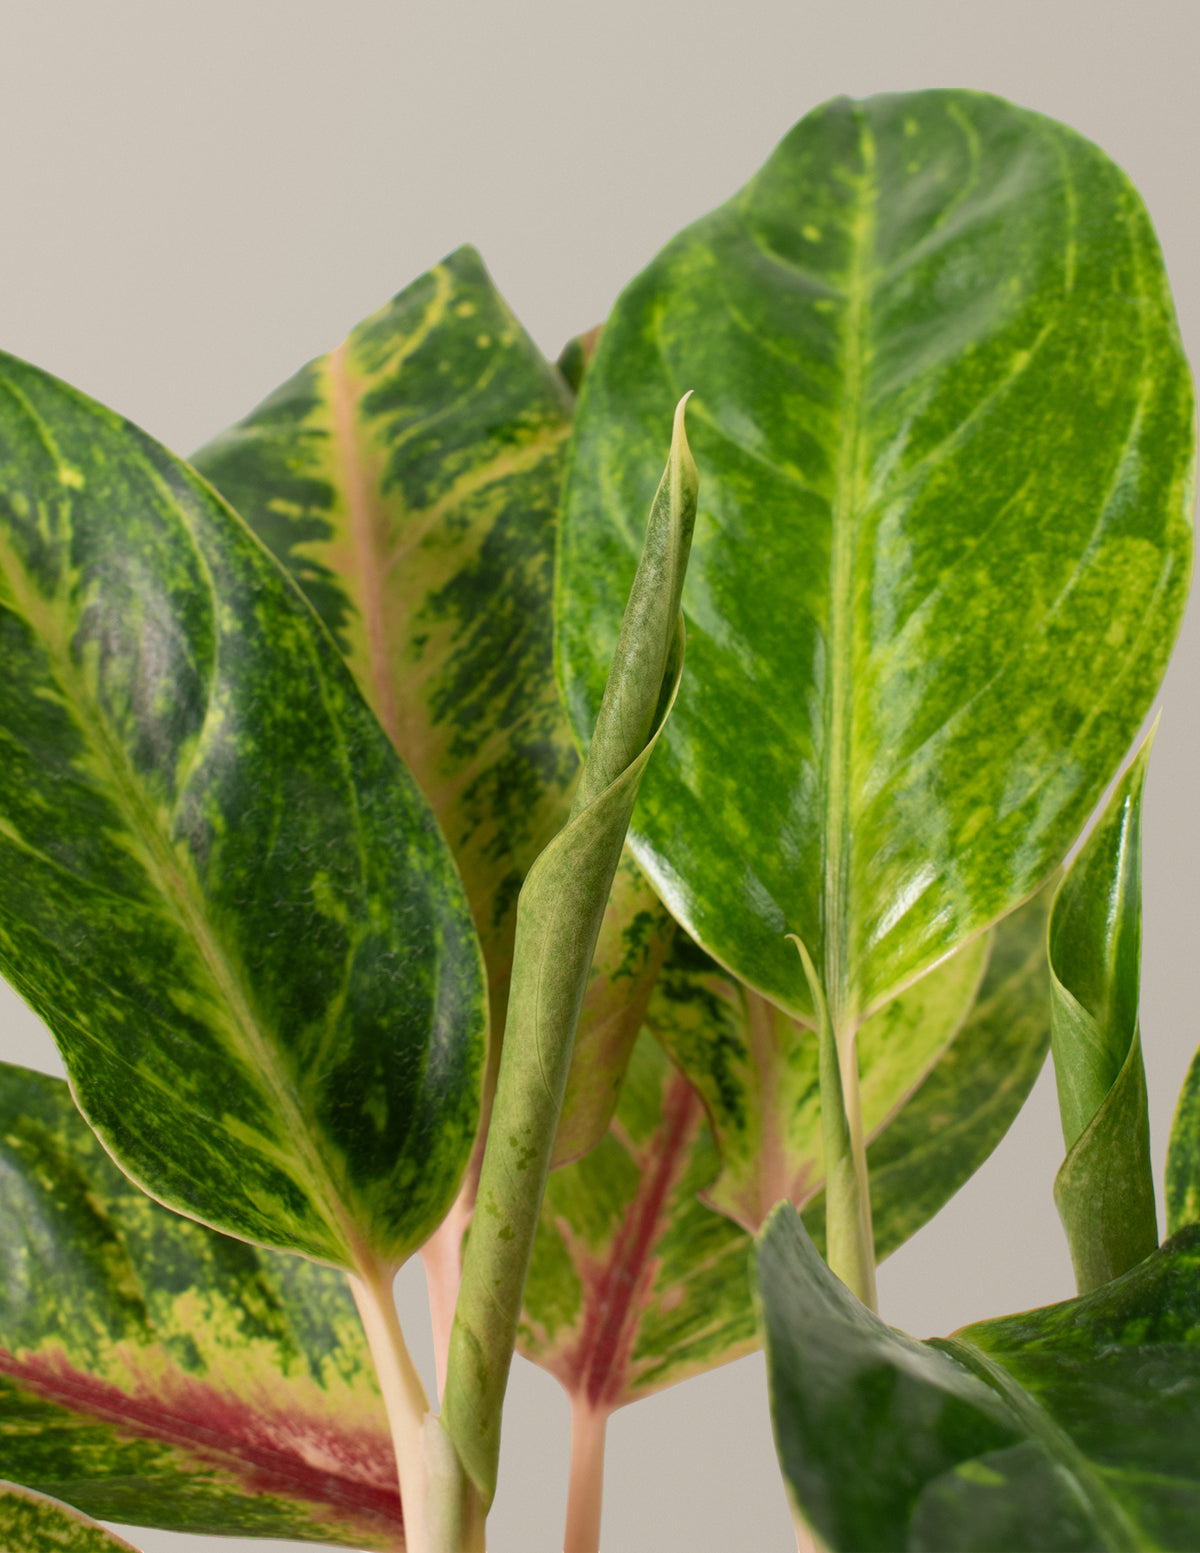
[558,89,1195,1028]
[0,1063,400,1547]
[0,1484,140,1552]
[1049,738,1157,1292]
[758,1205,1200,1551]
[0,349,486,1268]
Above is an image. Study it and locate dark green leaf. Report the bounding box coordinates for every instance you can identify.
[0,1062,403,1548]
[1050,736,1157,1291]
[758,1203,1200,1551]
[0,1482,141,1552]
[558,89,1194,1045]
[0,349,485,1271]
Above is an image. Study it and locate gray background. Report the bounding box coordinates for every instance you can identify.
[1,2,1197,1549]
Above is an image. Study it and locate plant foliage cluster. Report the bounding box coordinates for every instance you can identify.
[0,88,1196,1552]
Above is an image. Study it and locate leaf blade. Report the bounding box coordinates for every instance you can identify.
[0,1062,403,1548]
[0,350,486,1270]
[558,88,1194,1035]
[757,1204,1200,1551]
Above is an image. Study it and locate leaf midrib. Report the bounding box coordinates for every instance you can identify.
[823,112,877,1035]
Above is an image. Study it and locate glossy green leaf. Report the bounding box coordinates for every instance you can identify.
[1049,736,1157,1292]
[0,349,486,1271]
[758,1203,1200,1552]
[443,399,697,1504]
[0,1483,141,1552]
[557,88,1195,1042]
[0,1062,403,1549]
[803,880,1054,1261]
[192,247,671,1172]
[519,1028,756,1403]
[647,924,987,1233]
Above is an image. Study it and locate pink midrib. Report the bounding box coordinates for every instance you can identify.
[0,1346,403,1541]
[568,1072,700,1413]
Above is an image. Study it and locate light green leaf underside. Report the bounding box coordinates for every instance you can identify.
[193,245,670,1160]
[758,1204,1200,1552]
[647,922,988,1232]
[0,348,485,1269]
[520,1031,756,1411]
[0,1063,402,1548]
[0,1483,141,1552]
[1050,736,1157,1291]
[558,87,1195,1032]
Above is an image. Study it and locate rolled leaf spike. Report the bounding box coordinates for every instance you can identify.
[442,395,698,1506]
[1048,732,1158,1293]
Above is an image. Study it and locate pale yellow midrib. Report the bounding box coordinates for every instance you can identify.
[822,126,877,1037]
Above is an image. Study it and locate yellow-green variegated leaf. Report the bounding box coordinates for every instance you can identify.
[647,927,988,1232]
[0,1063,402,1549]
[192,248,672,1160]
[0,350,485,1272]
[557,89,1194,1042]
[519,1031,756,1430]
[0,1484,141,1552]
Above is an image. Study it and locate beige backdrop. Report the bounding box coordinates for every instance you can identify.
[0,2,1197,1549]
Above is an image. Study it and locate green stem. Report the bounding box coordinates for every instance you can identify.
[791,937,877,1310]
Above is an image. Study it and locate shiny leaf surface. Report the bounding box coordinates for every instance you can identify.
[0,1483,141,1552]
[519,1031,756,1413]
[1049,736,1157,1291]
[758,1203,1200,1552]
[0,1063,402,1548]
[0,349,485,1269]
[193,246,670,1165]
[558,88,1194,1037]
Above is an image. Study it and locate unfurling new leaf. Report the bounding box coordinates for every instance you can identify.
[1049,734,1158,1292]
[442,396,698,1504]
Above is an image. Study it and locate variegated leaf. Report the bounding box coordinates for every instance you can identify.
[0,347,485,1272]
[0,1483,141,1552]
[0,1062,402,1548]
[192,249,673,1170]
[557,88,1194,1041]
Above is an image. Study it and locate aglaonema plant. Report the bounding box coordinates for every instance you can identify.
[0,85,1194,1553]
